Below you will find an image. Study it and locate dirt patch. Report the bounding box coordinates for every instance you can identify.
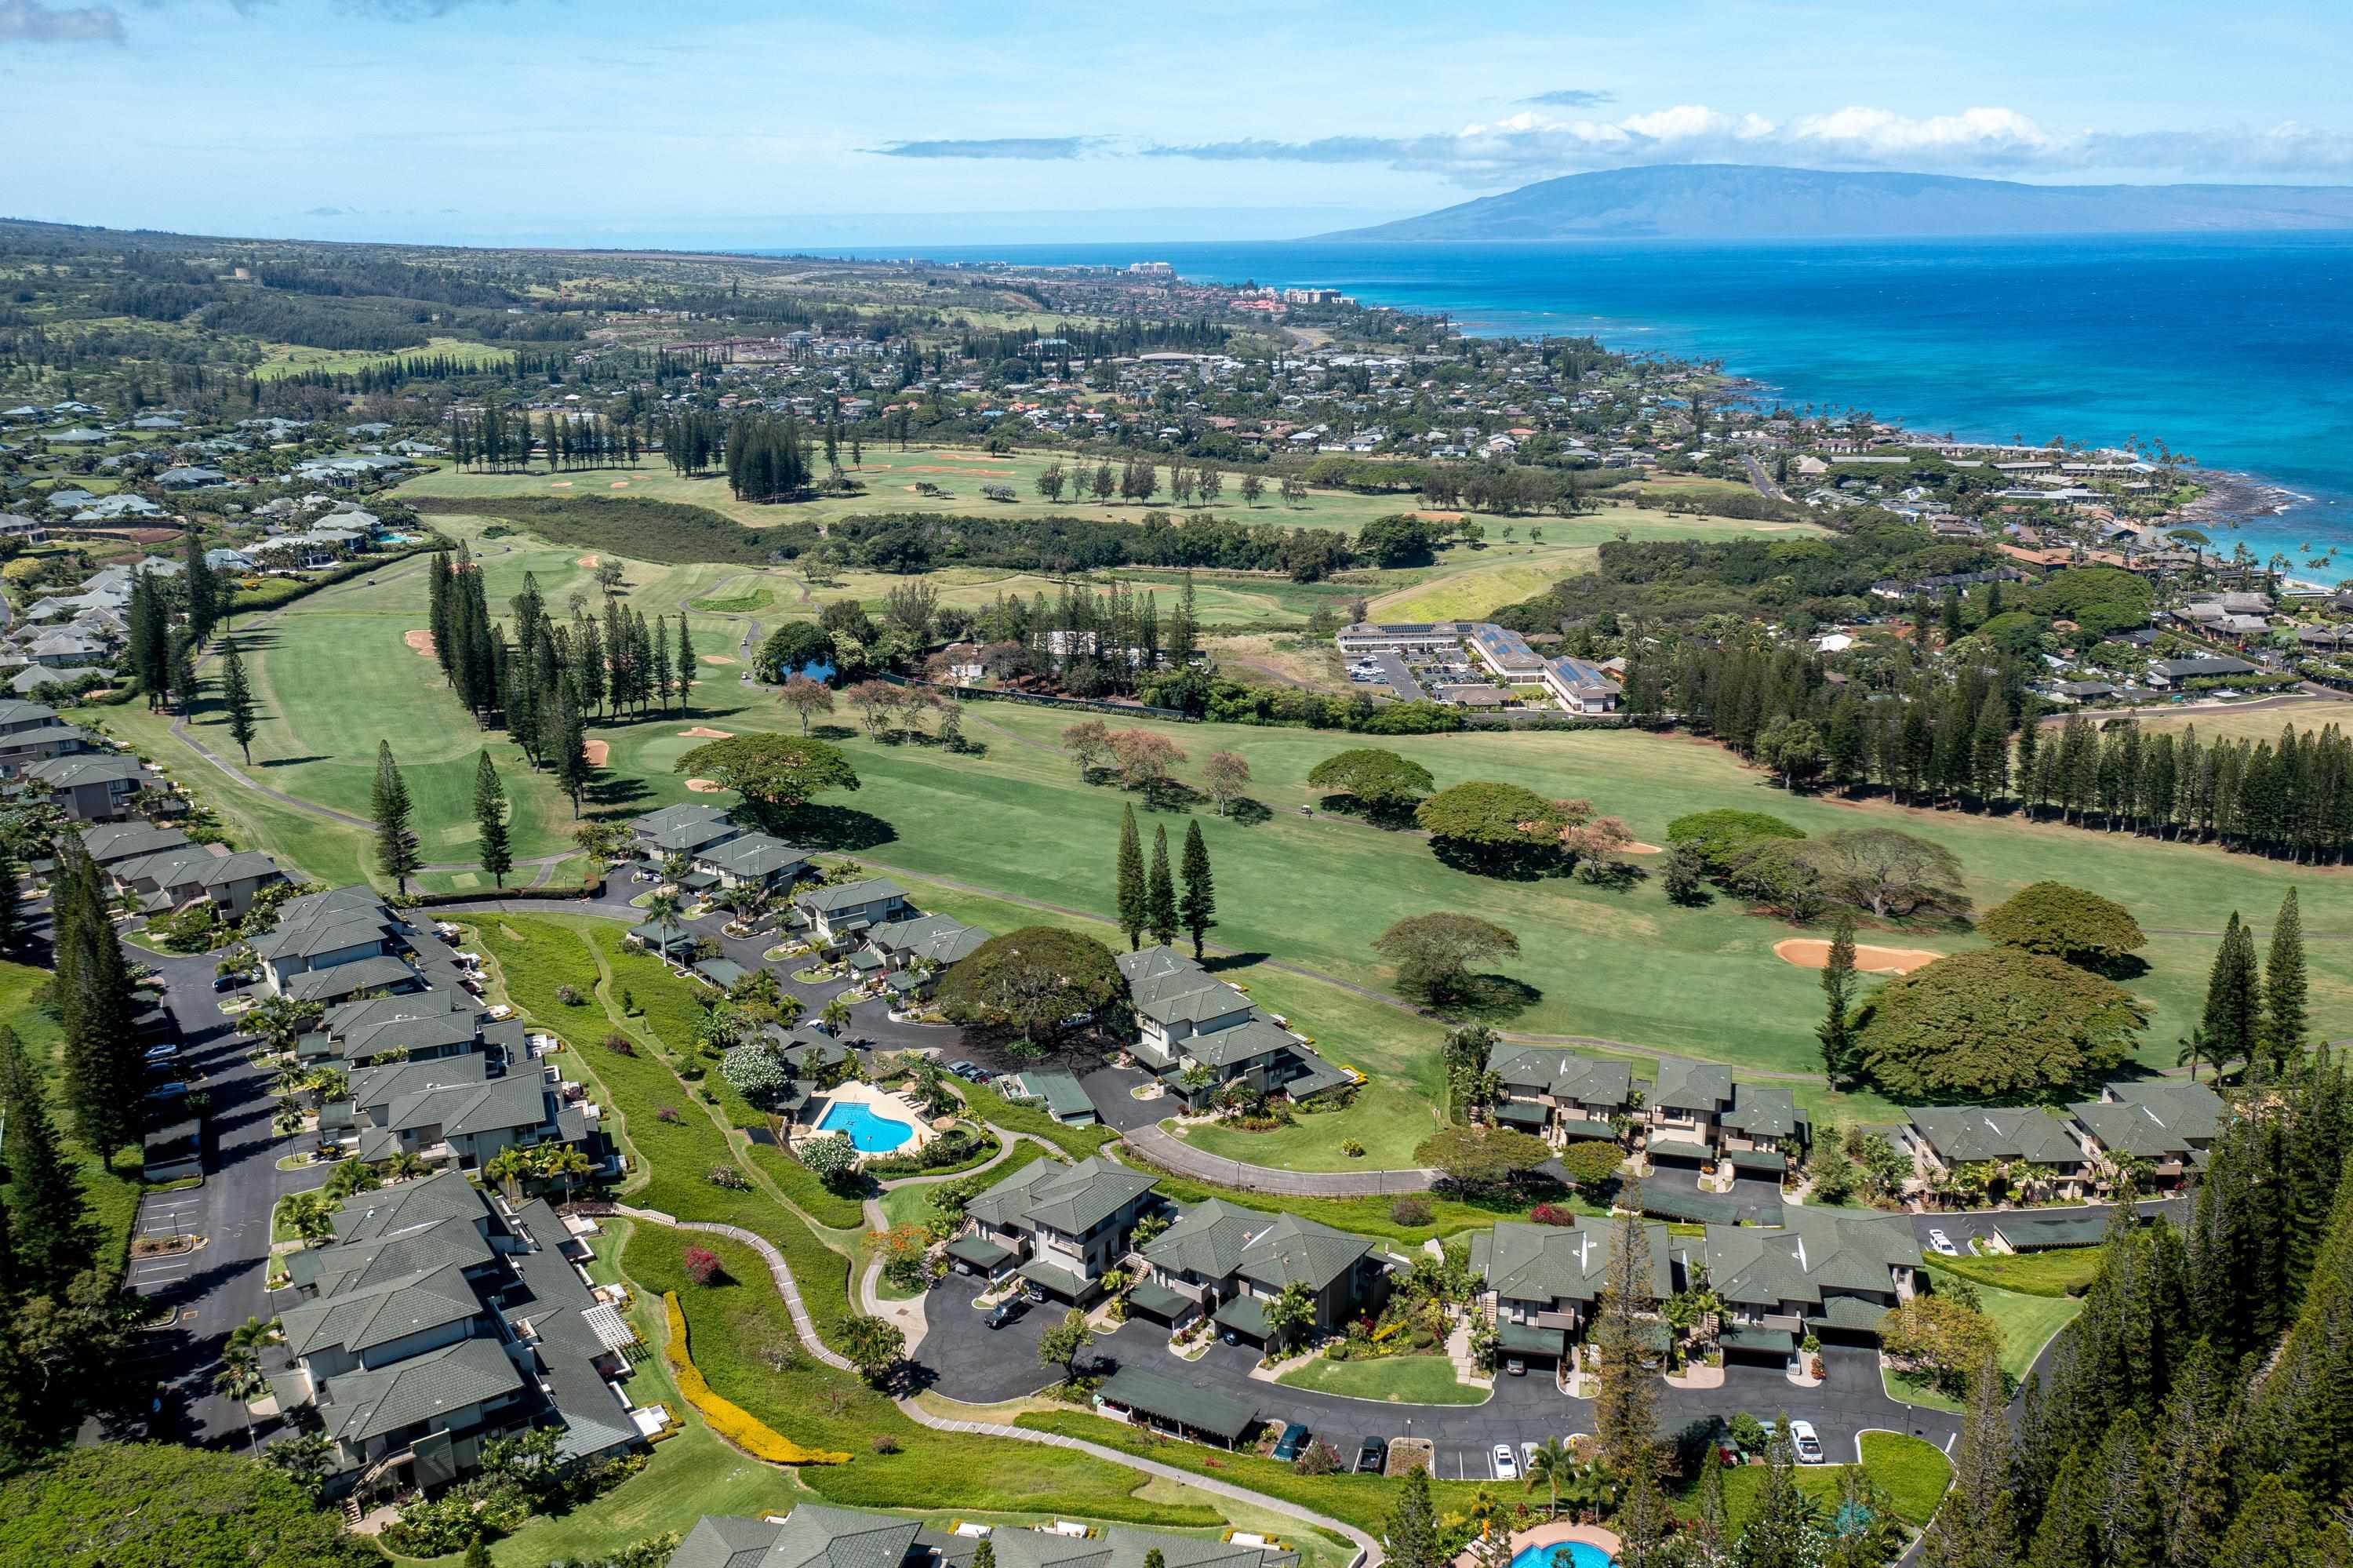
[684,777,726,793]
[550,481,573,488]
[908,464,1009,478]
[1773,938,1942,975]
[1622,841,1664,855]
[699,654,739,666]
[1413,511,1466,523]
[680,726,735,739]
[403,629,437,658]
[581,739,610,766]
[576,554,599,568]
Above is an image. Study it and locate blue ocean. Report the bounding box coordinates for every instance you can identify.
[798,234,2353,581]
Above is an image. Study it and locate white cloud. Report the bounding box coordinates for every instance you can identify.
[0,0,124,43]
[1144,102,2353,183]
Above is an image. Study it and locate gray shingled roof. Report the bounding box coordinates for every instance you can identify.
[966,1155,1156,1237]
[314,1337,523,1445]
[1905,1106,2086,1166]
[1470,1217,1672,1304]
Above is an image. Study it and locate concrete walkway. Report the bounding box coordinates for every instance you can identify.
[604,1202,1380,1566]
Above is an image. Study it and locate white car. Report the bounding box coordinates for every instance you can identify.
[1927,1228,1958,1257]
[1491,1443,1519,1481]
[1788,1420,1826,1464]
[1521,1441,1540,1473]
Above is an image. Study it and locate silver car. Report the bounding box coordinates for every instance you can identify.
[1491,1443,1519,1480]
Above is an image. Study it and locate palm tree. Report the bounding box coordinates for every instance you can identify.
[1523,1435,1575,1515]
[271,1095,306,1139]
[226,1314,282,1359]
[645,888,684,962]
[2176,1025,2210,1083]
[773,992,806,1029]
[533,1143,595,1206]
[285,1191,339,1247]
[214,1343,267,1450]
[484,1144,532,1195]
[382,1148,429,1183]
[820,995,854,1032]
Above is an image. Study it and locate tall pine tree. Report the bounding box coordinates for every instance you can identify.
[1115,805,1147,950]
[1817,914,1860,1088]
[1178,820,1216,959]
[2262,887,2308,1071]
[371,740,420,894]
[1146,824,1177,948]
[217,635,257,764]
[2199,913,2262,1078]
[0,1024,93,1298]
[473,751,512,890]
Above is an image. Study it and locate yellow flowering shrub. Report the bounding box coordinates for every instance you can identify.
[663,1291,849,1464]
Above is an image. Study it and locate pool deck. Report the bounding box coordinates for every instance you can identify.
[801,1079,936,1159]
[1457,1521,1622,1568]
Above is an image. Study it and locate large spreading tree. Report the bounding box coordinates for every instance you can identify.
[1415,780,1566,876]
[1307,747,1437,823]
[934,926,1126,1049]
[1857,947,2144,1100]
[675,733,859,825]
[1982,880,2148,969]
[1371,912,1520,1006]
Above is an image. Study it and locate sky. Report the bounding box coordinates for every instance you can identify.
[3,0,2351,247]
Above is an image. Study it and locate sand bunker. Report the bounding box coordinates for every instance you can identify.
[576,555,599,568]
[550,481,573,489]
[699,654,738,666]
[684,777,726,793]
[581,740,610,766]
[403,630,437,658]
[1623,841,1664,855]
[679,726,734,739]
[1773,939,1942,975]
[609,481,629,489]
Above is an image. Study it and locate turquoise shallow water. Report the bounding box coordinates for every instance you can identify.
[791,233,2353,580]
[816,1100,915,1153]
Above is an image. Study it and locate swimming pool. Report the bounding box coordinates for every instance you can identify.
[1507,1541,1615,1568]
[816,1100,915,1153]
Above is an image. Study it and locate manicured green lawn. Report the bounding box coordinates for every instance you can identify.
[105,508,2353,1104]
[1929,1246,2103,1298]
[1174,1080,1442,1174]
[1275,1352,1488,1406]
[1713,1433,1951,1530]
[1886,1277,2084,1411]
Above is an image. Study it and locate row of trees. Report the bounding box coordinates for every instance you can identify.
[1652,637,2353,863]
[1111,806,1218,956]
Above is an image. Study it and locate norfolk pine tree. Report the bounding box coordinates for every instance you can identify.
[2199,913,2261,1077]
[1817,914,1861,1087]
[1179,819,1217,959]
[1146,824,1177,947]
[0,1024,95,1297]
[473,751,513,891]
[0,855,21,950]
[1115,805,1148,950]
[217,635,257,765]
[2263,887,2308,1069]
[675,616,696,714]
[371,740,420,894]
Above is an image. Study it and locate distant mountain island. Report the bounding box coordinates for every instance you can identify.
[1315,165,2353,242]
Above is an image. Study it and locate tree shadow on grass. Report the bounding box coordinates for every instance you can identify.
[1429,838,1566,882]
[586,773,653,812]
[1202,951,1271,974]
[783,804,897,853]
[1441,973,1545,1024]
[1219,797,1272,826]
[811,725,858,743]
[256,755,330,768]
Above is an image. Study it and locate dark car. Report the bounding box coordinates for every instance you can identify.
[986,1298,1028,1330]
[947,1060,989,1082]
[1356,1437,1389,1474]
[1270,1423,1309,1464]
[212,972,246,993]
